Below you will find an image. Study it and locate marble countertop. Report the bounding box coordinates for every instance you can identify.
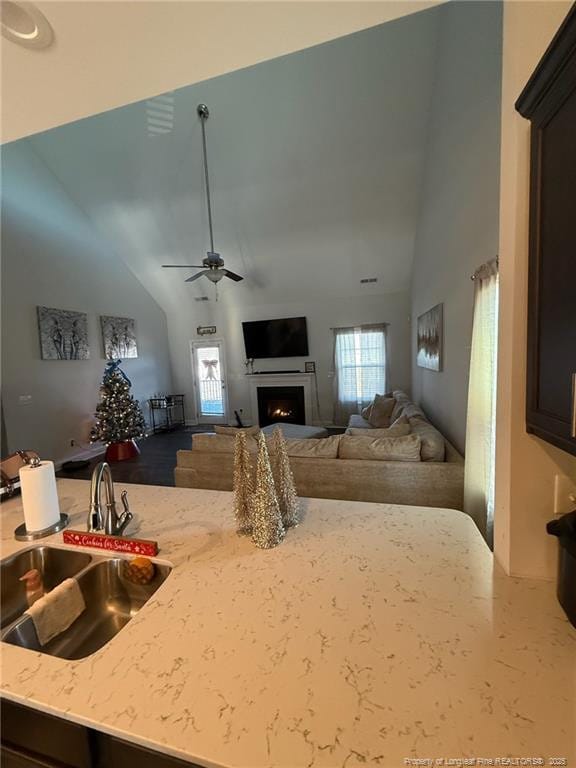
[1,480,574,767]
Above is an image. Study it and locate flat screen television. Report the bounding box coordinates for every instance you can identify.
[242,317,309,359]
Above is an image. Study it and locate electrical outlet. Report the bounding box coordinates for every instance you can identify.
[553,474,576,517]
[69,438,76,447]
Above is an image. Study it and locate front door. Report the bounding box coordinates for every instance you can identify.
[191,341,229,424]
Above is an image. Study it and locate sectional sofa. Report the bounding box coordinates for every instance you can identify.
[174,391,464,510]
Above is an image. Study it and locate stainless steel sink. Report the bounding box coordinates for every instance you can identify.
[1,546,92,629]
[1,549,172,659]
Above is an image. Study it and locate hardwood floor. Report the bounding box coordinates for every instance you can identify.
[57,425,345,487]
[57,427,212,487]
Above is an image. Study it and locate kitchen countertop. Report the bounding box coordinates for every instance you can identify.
[1,479,574,767]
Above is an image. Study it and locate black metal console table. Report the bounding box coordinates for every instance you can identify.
[148,395,185,434]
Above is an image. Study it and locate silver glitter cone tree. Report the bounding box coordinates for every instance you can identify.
[233,432,254,535]
[252,432,284,549]
[272,427,300,529]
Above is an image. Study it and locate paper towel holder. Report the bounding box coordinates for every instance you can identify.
[14,514,70,541]
[14,455,70,541]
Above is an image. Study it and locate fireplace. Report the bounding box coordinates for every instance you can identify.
[257,386,305,427]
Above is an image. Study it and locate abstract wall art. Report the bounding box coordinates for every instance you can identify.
[416,303,443,371]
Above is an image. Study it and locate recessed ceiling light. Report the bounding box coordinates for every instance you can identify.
[1,1,53,49]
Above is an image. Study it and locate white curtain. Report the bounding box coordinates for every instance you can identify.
[464,260,499,546]
[333,324,388,426]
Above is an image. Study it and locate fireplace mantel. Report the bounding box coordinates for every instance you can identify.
[246,373,313,426]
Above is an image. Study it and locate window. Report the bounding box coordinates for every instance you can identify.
[333,324,388,425]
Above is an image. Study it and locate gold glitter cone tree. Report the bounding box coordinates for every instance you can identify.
[252,432,285,549]
[233,432,254,535]
[272,427,300,529]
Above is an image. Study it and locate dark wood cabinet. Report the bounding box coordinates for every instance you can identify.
[516,4,576,457]
[1,699,202,768]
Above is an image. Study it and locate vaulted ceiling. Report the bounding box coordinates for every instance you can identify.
[1,1,445,144]
[7,5,444,318]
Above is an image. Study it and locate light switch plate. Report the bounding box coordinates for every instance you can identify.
[553,474,576,517]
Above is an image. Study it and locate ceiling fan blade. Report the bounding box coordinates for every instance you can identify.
[185,270,211,282]
[162,264,206,269]
[222,269,244,282]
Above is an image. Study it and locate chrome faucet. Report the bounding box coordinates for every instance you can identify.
[88,462,133,536]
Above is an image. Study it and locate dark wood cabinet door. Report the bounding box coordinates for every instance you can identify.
[98,736,203,768]
[516,4,576,456]
[1,700,93,768]
[1,700,204,768]
[1,743,65,768]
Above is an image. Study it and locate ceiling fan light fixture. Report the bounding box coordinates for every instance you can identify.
[206,270,225,283]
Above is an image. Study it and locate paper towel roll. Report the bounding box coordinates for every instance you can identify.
[19,461,61,532]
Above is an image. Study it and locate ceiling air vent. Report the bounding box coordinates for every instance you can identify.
[360,277,378,284]
[195,296,210,302]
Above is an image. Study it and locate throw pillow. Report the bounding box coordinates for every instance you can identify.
[346,424,411,438]
[338,435,422,462]
[214,425,260,436]
[361,392,394,421]
[367,395,395,428]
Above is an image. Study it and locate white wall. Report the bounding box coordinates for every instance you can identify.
[211,292,411,425]
[410,1,502,452]
[494,1,576,581]
[1,141,173,465]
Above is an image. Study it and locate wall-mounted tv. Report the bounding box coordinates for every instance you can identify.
[242,317,309,359]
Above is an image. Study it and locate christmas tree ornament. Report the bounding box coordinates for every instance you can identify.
[233,432,254,535]
[251,432,284,549]
[90,360,146,461]
[271,427,300,529]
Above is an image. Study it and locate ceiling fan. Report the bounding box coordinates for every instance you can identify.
[162,104,244,285]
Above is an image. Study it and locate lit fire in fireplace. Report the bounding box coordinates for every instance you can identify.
[271,408,292,418]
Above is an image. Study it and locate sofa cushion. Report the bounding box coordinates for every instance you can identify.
[283,435,341,459]
[214,425,260,436]
[347,414,372,430]
[401,403,427,421]
[390,390,411,421]
[193,434,238,453]
[262,423,329,439]
[346,423,411,438]
[339,434,422,462]
[408,418,445,462]
[366,395,396,428]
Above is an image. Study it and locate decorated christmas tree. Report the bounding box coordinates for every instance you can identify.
[90,360,146,454]
[233,431,254,536]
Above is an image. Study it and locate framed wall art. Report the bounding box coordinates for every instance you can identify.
[100,316,138,359]
[37,306,89,360]
[416,303,443,371]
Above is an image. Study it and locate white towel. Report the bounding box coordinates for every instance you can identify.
[25,578,85,646]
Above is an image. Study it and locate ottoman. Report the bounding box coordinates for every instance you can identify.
[261,423,329,439]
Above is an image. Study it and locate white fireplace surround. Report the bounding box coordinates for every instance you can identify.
[247,373,314,426]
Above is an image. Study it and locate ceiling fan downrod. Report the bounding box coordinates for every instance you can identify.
[197,104,215,256]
